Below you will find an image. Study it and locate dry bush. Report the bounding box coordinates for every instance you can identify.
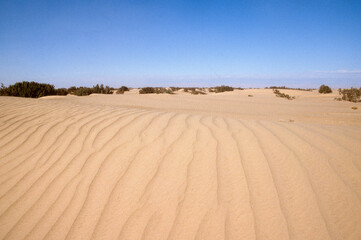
[273,89,295,100]
[319,85,332,94]
[214,85,234,93]
[139,87,174,94]
[338,88,361,102]
[116,86,129,94]
[0,81,56,98]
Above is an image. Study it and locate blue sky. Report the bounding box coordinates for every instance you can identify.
[0,0,360,88]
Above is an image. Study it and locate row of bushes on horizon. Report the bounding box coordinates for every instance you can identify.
[2,82,360,102]
[0,82,130,98]
[267,86,314,91]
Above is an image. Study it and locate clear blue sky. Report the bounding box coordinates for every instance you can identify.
[1,0,360,88]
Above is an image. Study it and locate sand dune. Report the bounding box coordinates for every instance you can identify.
[0,89,360,240]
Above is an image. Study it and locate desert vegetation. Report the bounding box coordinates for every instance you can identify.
[273,89,295,100]
[335,88,361,102]
[0,81,59,98]
[68,84,112,96]
[212,85,234,93]
[182,88,206,95]
[318,84,332,94]
[116,86,130,94]
[267,86,314,91]
[139,87,174,94]
[0,82,131,98]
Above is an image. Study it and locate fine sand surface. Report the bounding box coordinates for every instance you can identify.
[0,89,360,240]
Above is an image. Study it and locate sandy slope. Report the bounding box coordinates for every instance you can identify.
[0,89,360,240]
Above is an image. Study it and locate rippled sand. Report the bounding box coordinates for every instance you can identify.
[0,89,360,240]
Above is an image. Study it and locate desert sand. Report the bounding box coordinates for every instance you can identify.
[0,89,360,240]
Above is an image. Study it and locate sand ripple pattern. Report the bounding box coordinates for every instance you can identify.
[0,97,361,240]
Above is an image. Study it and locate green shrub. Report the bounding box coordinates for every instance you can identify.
[73,87,94,96]
[55,88,69,95]
[0,81,56,98]
[68,84,113,96]
[319,85,332,94]
[67,86,77,93]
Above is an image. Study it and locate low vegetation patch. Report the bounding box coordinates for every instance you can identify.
[213,85,234,93]
[139,87,174,94]
[248,95,253,97]
[351,106,358,110]
[182,88,206,95]
[273,89,295,100]
[318,84,332,94]
[69,84,112,96]
[169,87,181,91]
[0,81,57,98]
[267,86,314,91]
[116,86,130,94]
[337,88,361,102]
[0,82,129,97]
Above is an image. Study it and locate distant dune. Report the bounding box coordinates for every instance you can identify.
[0,89,360,240]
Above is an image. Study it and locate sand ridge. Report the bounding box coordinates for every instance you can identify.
[0,89,360,239]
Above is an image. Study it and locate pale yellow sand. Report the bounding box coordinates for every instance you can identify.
[0,89,360,240]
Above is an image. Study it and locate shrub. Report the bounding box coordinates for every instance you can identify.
[338,88,361,102]
[73,87,94,96]
[116,87,127,94]
[139,87,173,94]
[248,95,253,97]
[169,87,181,91]
[273,89,295,100]
[0,81,56,98]
[116,86,129,94]
[266,86,313,91]
[68,86,77,93]
[351,106,358,110]
[214,85,234,93]
[55,88,69,95]
[139,87,156,94]
[319,84,332,94]
[68,84,113,96]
